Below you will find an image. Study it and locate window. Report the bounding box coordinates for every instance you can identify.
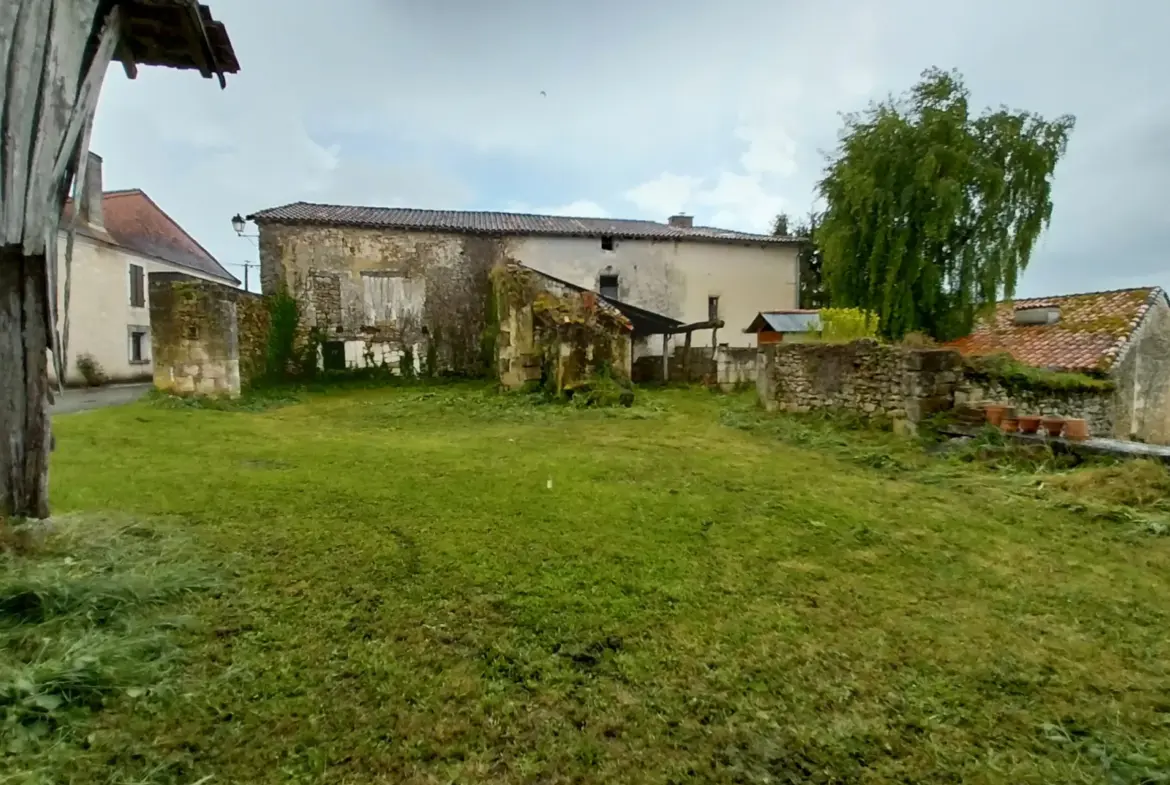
[129,264,145,307]
[708,296,720,321]
[599,274,619,299]
[600,236,615,251]
[360,270,424,327]
[128,326,149,364]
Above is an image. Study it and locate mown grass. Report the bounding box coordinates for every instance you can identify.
[1,515,216,783]
[21,384,1170,783]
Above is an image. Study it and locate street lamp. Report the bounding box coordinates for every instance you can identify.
[231,213,246,234]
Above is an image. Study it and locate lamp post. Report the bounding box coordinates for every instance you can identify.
[230,214,260,291]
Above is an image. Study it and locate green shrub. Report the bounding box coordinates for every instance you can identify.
[264,290,301,382]
[812,308,880,342]
[74,354,106,387]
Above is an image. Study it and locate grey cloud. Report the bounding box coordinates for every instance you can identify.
[88,0,1168,296]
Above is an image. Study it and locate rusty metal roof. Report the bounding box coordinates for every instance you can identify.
[247,202,797,246]
[946,287,1167,373]
[66,190,238,284]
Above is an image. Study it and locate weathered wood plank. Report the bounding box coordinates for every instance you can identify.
[0,249,51,519]
[24,0,100,255]
[0,0,19,233]
[46,4,119,231]
[2,0,53,246]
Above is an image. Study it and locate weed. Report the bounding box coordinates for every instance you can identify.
[965,352,1114,393]
[1045,461,1170,511]
[146,386,301,413]
[74,354,106,388]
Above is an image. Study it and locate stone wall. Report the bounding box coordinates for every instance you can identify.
[495,264,632,392]
[715,347,757,390]
[954,378,1114,438]
[758,340,961,427]
[1110,294,1170,443]
[236,294,270,388]
[257,222,502,376]
[149,278,249,397]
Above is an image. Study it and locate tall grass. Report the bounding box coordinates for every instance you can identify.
[1,515,215,777]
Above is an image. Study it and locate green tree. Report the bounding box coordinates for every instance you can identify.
[817,68,1075,341]
[774,212,828,309]
[771,213,790,236]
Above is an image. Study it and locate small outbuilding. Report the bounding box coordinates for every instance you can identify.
[744,311,821,345]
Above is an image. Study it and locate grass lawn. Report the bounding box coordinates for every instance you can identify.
[8,385,1170,783]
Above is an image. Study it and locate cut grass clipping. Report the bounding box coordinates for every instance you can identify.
[1,515,215,774]
[31,385,1170,783]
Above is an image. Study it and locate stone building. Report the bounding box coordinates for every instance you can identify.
[947,287,1170,444]
[245,202,800,373]
[54,153,239,385]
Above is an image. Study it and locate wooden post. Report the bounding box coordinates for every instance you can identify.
[683,330,693,382]
[0,0,118,518]
[661,333,669,383]
[0,249,52,518]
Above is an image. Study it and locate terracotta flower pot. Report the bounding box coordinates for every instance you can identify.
[1001,417,1019,434]
[984,404,1009,427]
[1040,416,1066,438]
[1063,418,1089,441]
[1017,415,1041,435]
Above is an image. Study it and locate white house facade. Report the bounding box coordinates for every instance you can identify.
[51,154,239,386]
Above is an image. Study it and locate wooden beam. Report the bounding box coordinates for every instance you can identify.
[48,6,121,197]
[1,0,53,246]
[661,334,669,383]
[664,319,725,335]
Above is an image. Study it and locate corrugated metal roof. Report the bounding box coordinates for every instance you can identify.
[745,311,821,333]
[247,202,798,246]
[762,312,821,332]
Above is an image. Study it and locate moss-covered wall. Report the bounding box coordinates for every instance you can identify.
[236,294,271,388]
[494,263,632,392]
[149,279,243,397]
[257,222,503,376]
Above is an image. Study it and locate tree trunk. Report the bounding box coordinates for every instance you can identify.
[0,246,51,519]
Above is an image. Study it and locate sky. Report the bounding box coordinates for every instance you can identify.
[90,0,1168,296]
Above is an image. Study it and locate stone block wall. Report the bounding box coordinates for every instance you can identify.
[758,340,961,426]
[955,379,1114,439]
[236,294,270,388]
[495,264,632,391]
[715,347,757,390]
[149,278,249,397]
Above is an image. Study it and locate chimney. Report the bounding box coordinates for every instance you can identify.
[668,213,693,229]
[78,152,104,228]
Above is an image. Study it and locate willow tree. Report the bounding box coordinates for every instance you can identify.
[817,68,1074,341]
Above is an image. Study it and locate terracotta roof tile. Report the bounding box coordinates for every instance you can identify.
[66,190,238,284]
[247,202,797,246]
[946,287,1166,373]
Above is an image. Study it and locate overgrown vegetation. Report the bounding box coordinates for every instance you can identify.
[965,352,1114,393]
[73,354,106,388]
[1,516,215,780]
[36,387,1170,783]
[819,68,1075,341]
[810,307,880,342]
